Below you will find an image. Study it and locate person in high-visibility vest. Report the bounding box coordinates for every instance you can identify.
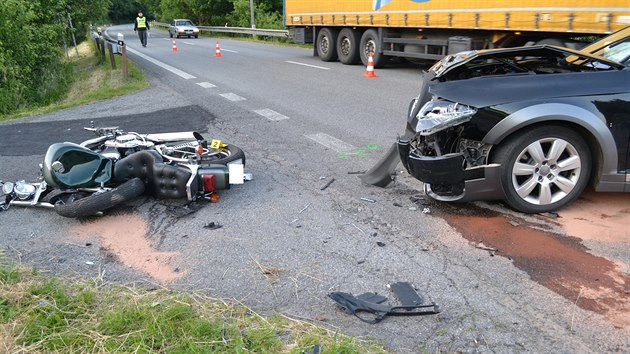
[134,11,150,47]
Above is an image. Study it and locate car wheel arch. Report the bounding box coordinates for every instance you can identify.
[483,103,616,179]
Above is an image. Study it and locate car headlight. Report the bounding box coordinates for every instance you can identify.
[193,29,199,32]
[414,99,477,135]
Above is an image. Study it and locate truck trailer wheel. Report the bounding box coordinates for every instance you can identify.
[360,29,385,68]
[317,28,339,62]
[337,28,360,64]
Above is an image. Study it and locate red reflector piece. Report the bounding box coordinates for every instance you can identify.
[202,174,216,192]
[196,145,204,156]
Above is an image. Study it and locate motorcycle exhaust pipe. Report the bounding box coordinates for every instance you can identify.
[10,201,55,208]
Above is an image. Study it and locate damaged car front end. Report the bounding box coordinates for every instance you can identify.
[398,97,504,203]
[365,27,630,213]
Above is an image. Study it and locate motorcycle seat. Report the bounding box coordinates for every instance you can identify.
[114,151,192,199]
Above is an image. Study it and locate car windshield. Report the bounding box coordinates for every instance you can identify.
[176,20,194,26]
[598,40,630,66]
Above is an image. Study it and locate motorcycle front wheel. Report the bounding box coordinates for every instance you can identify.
[53,178,146,218]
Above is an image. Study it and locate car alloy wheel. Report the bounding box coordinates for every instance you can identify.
[493,125,591,213]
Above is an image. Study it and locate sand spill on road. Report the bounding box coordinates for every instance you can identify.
[554,189,630,244]
[71,213,183,283]
[438,207,630,329]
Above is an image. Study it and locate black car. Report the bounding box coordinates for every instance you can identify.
[364,27,630,213]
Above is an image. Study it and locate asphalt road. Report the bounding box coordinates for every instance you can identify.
[0,24,628,352]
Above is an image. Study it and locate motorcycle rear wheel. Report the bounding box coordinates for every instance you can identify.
[53,178,145,218]
[162,144,246,166]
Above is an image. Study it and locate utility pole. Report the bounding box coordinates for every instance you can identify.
[249,0,256,29]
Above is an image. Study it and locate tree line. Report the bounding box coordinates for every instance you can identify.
[0,0,283,115]
[109,0,284,29]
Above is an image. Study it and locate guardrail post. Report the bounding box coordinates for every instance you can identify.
[99,38,106,62]
[107,43,116,70]
[121,45,128,81]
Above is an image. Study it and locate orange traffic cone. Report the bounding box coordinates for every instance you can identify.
[363,52,377,78]
[215,41,222,57]
[171,39,178,52]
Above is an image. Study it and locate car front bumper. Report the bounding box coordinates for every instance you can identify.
[397,139,505,202]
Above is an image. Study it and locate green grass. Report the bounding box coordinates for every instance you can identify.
[0,262,387,353]
[0,41,149,122]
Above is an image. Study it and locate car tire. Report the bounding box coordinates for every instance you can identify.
[359,29,385,68]
[336,28,360,64]
[492,125,591,213]
[195,35,199,38]
[316,27,339,62]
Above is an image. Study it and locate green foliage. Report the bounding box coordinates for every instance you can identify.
[0,0,110,115]
[133,0,283,28]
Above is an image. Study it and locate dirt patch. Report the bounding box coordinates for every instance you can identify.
[554,189,630,244]
[71,213,183,283]
[438,206,630,329]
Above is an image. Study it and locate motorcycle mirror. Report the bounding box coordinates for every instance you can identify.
[2,182,14,195]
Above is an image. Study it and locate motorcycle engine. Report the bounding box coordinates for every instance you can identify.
[102,134,154,160]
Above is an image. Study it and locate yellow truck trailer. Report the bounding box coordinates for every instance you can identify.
[284,0,630,67]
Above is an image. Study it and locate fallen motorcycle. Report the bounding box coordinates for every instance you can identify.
[0,126,248,218]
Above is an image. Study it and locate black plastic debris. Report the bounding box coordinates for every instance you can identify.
[376,241,386,247]
[320,178,335,191]
[328,282,440,323]
[203,222,223,230]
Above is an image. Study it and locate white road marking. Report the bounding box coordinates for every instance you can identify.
[197,82,216,88]
[126,47,196,79]
[254,109,289,122]
[285,61,330,70]
[221,48,238,53]
[305,133,355,152]
[220,93,246,102]
[183,41,195,45]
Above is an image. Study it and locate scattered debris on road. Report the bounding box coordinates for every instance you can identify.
[360,197,376,203]
[320,178,335,191]
[409,206,417,211]
[422,207,431,214]
[376,241,386,247]
[328,281,440,323]
[203,222,223,230]
[348,171,366,175]
[393,202,403,207]
[298,203,311,214]
[474,241,498,256]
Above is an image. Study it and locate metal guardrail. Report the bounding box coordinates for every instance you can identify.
[152,21,289,38]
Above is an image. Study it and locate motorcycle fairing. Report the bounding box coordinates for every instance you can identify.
[43,143,113,189]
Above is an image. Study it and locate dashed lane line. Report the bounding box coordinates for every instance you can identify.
[125,46,196,79]
[254,109,289,121]
[220,93,246,102]
[285,61,331,70]
[221,48,239,53]
[305,133,355,152]
[197,82,217,88]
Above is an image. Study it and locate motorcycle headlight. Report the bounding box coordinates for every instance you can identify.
[414,99,477,135]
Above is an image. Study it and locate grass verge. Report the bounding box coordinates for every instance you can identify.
[0,41,149,122]
[0,261,387,353]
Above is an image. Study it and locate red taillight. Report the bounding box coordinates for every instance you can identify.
[202,174,216,192]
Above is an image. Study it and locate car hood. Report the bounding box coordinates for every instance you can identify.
[430,45,624,77]
[429,70,630,107]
